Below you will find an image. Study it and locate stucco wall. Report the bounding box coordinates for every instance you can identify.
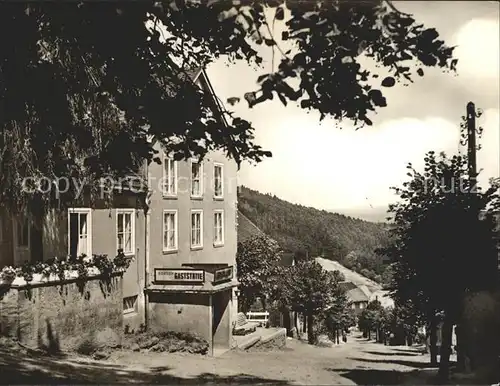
[148,292,211,343]
[0,275,123,352]
[0,195,147,329]
[148,147,238,275]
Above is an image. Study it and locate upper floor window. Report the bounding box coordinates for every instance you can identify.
[214,164,223,199]
[16,216,30,248]
[191,210,203,249]
[163,155,177,197]
[214,210,224,246]
[191,160,203,198]
[68,208,92,258]
[163,210,178,252]
[117,209,135,255]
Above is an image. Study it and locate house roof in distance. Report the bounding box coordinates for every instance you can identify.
[237,211,265,244]
[315,257,381,293]
[346,286,371,303]
[237,211,295,267]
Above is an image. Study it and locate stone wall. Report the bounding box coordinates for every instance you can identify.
[0,274,123,352]
[246,328,287,352]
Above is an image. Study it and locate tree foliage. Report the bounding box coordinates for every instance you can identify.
[236,234,283,312]
[380,148,500,378]
[323,280,355,338]
[280,260,348,343]
[382,151,500,321]
[0,1,456,217]
[358,299,383,334]
[281,260,333,315]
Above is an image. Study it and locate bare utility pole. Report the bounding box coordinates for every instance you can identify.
[466,102,477,191]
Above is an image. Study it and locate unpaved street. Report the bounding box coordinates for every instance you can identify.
[1,333,437,384]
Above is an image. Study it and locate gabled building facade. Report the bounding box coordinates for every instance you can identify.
[144,69,239,353]
[0,68,239,356]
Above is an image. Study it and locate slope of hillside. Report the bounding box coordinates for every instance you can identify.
[238,186,391,284]
[315,257,381,293]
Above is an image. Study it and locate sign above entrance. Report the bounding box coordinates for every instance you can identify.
[213,266,233,284]
[154,268,205,284]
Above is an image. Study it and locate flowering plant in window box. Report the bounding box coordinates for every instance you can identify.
[0,266,16,283]
[0,251,133,286]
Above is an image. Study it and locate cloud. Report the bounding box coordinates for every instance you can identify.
[238,113,459,208]
[453,18,500,81]
[207,9,499,217]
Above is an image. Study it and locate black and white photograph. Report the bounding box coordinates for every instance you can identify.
[0,0,499,384]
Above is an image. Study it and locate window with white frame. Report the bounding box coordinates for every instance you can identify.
[213,164,223,198]
[16,216,30,248]
[68,209,91,258]
[191,160,203,197]
[123,295,138,314]
[163,210,178,252]
[162,154,177,196]
[191,210,203,248]
[116,209,135,255]
[214,210,224,246]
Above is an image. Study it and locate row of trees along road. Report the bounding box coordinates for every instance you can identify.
[378,107,500,382]
[236,234,355,344]
[0,1,457,221]
[358,300,423,346]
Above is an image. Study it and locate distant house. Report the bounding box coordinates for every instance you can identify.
[315,257,381,293]
[369,289,395,309]
[237,211,266,244]
[342,283,371,314]
[237,211,294,268]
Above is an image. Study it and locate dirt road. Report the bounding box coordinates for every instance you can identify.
[1,333,437,384]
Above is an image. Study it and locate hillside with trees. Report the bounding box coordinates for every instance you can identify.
[238,186,391,284]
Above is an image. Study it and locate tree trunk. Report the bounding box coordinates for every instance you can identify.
[368,330,371,340]
[429,317,439,366]
[455,324,464,371]
[455,322,471,373]
[307,313,314,344]
[261,296,267,312]
[438,314,454,381]
[336,329,340,344]
[303,314,307,334]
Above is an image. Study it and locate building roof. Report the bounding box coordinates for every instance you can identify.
[347,287,371,303]
[369,289,395,308]
[315,257,382,293]
[237,211,294,267]
[237,211,265,244]
[339,281,357,292]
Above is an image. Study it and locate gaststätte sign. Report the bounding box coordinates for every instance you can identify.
[154,268,205,284]
[213,266,233,284]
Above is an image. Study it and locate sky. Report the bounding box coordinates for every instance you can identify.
[207,1,500,221]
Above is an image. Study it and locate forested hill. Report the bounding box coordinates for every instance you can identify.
[238,186,392,284]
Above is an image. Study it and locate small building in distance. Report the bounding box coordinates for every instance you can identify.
[340,282,371,314]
